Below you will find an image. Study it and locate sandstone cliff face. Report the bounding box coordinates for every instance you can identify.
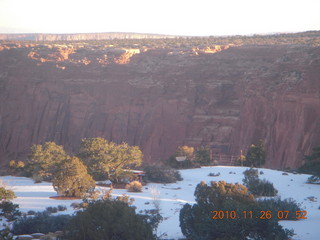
[0,43,319,168]
[0,33,175,41]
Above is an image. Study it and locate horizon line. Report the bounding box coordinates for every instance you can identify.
[0,30,319,38]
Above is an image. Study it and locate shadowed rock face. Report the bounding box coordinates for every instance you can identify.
[0,43,320,169]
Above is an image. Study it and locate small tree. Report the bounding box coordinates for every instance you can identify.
[243,168,278,196]
[0,187,15,202]
[0,185,20,240]
[299,146,320,176]
[176,145,194,159]
[110,142,143,183]
[27,142,67,181]
[194,146,211,165]
[166,145,196,169]
[77,137,114,180]
[236,150,246,166]
[78,137,143,181]
[8,160,25,175]
[52,156,96,198]
[244,140,265,167]
[0,201,21,222]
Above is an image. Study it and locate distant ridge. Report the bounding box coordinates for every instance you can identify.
[0,32,177,41]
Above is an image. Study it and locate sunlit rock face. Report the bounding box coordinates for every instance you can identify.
[0,43,319,169]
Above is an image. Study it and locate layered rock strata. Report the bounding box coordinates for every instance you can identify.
[0,43,319,169]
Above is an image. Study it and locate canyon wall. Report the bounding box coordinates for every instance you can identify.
[0,43,319,169]
[0,33,176,41]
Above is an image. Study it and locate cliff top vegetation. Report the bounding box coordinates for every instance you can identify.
[1,31,320,50]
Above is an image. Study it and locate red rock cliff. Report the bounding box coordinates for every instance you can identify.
[0,43,319,169]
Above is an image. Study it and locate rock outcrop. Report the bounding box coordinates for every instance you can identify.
[0,43,319,169]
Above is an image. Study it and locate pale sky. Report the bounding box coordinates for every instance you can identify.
[0,0,319,36]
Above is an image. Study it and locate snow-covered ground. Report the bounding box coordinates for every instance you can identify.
[1,166,319,240]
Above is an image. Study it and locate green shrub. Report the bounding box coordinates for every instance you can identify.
[243,168,259,178]
[57,205,67,211]
[252,179,278,196]
[258,198,301,220]
[144,165,182,183]
[208,172,220,177]
[299,146,320,176]
[0,187,15,201]
[243,168,278,196]
[180,181,293,240]
[45,206,58,214]
[12,212,72,235]
[26,142,67,182]
[65,199,155,240]
[299,161,320,176]
[27,210,36,215]
[77,137,143,181]
[0,201,21,222]
[307,175,320,184]
[244,141,265,167]
[166,156,199,169]
[52,156,96,198]
[194,146,211,165]
[109,170,135,184]
[8,160,26,176]
[126,181,143,192]
[70,202,88,210]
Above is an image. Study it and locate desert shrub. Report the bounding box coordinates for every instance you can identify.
[52,156,96,198]
[0,226,13,240]
[243,168,278,196]
[32,174,44,183]
[165,155,198,169]
[307,175,320,184]
[142,208,163,233]
[243,168,259,178]
[0,201,20,239]
[144,165,182,183]
[251,179,278,196]
[0,201,21,222]
[244,141,265,167]
[12,212,72,235]
[45,206,58,214]
[115,194,135,205]
[299,146,320,176]
[299,161,320,175]
[0,187,15,201]
[27,210,36,215]
[126,181,143,192]
[26,142,67,182]
[258,198,302,220]
[180,181,293,240]
[70,202,88,210]
[109,169,135,184]
[65,199,155,240]
[164,145,201,169]
[8,160,26,176]
[57,205,67,211]
[194,146,211,165]
[77,137,142,181]
[208,172,220,177]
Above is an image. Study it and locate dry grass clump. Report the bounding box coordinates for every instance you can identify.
[126,181,142,192]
